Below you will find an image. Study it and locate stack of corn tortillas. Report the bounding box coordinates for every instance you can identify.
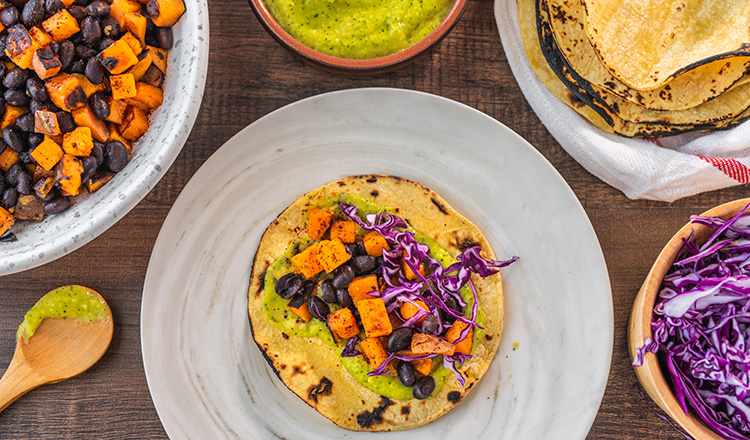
[517,0,750,137]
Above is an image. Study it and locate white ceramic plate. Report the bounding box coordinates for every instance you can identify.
[0,2,209,275]
[141,88,613,439]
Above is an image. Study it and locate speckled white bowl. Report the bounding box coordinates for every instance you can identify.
[0,3,209,275]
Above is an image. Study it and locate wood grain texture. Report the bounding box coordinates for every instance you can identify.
[0,0,748,437]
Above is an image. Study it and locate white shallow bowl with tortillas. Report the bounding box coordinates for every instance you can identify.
[141,88,613,438]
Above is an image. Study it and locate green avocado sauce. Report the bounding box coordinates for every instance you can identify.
[17,285,110,343]
[262,194,485,400]
[263,0,453,59]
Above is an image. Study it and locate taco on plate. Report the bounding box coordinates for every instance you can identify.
[247,175,516,431]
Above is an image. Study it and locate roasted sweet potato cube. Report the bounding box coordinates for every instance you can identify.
[28,26,53,47]
[348,275,379,302]
[72,105,109,142]
[0,146,19,171]
[119,105,149,141]
[411,333,455,356]
[330,221,356,243]
[400,300,429,324]
[123,12,147,44]
[97,39,139,74]
[31,47,61,79]
[45,73,87,111]
[30,136,63,170]
[86,171,114,192]
[55,153,83,195]
[290,242,324,279]
[42,10,80,42]
[327,308,360,340]
[34,110,60,136]
[108,123,132,153]
[33,176,55,199]
[146,0,185,27]
[110,0,142,28]
[131,81,163,109]
[128,50,152,80]
[0,206,13,237]
[360,337,390,371]
[140,63,164,87]
[287,294,312,322]
[411,357,432,376]
[356,298,392,338]
[120,31,143,56]
[316,239,351,273]
[401,259,425,280]
[5,24,32,59]
[110,73,137,100]
[307,208,333,240]
[445,320,473,355]
[363,231,390,256]
[62,126,94,156]
[0,105,28,130]
[70,73,106,97]
[147,45,168,73]
[106,98,128,124]
[14,195,44,221]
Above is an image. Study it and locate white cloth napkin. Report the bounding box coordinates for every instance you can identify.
[494,0,750,202]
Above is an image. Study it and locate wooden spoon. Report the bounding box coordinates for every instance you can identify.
[0,287,113,412]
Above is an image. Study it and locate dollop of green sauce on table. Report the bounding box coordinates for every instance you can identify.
[264,0,454,59]
[262,194,485,400]
[18,285,110,343]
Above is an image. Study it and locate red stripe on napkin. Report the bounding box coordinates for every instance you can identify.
[698,156,750,184]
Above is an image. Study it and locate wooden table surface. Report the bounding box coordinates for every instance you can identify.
[0,0,747,437]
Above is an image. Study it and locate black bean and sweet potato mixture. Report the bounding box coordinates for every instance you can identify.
[0,0,185,240]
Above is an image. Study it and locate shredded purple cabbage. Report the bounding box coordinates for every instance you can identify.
[634,202,750,439]
[341,336,361,357]
[340,202,518,386]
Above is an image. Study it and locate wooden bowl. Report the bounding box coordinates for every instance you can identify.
[628,198,750,439]
[247,0,468,74]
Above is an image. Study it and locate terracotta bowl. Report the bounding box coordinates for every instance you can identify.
[628,198,750,439]
[247,0,468,74]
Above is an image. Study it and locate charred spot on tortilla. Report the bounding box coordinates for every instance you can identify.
[366,176,377,183]
[401,406,411,415]
[308,377,333,403]
[456,236,480,252]
[431,197,448,215]
[485,334,493,341]
[338,181,347,187]
[357,397,394,428]
[293,364,306,376]
[281,332,289,339]
[370,190,379,197]
[447,391,462,404]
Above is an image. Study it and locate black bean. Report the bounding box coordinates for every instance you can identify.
[43,196,71,215]
[336,288,353,309]
[1,187,17,209]
[412,375,435,400]
[0,172,5,193]
[68,59,85,74]
[4,127,25,152]
[21,0,44,27]
[0,7,19,27]
[75,44,97,61]
[58,40,75,71]
[307,296,330,321]
[14,111,34,132]
[146,0,158,19]
[38,187,56,202]
[356,241,367,256]
[0,35,7,61]
[89,92,109,120]
[100,16,121,39]
[98,38,114,51]
[351,255,376,274]
[5,163,22,185]
[56,111,76,133]
[4,89,28,107]
[0,99,6,120]
[274,273,303,299]
[397,361,416,387]
[29,100,56,113]
[319,279,338,304]
[84,57,106,85]
[73,0,90,6]
[15,170,31,195]
[81,16,101,46]
[155,26,172,50]
[18,150,32,164]
[45,0,65,15]
[27,132,43,148]
[26,77,48,102]
[332,265,355,289]
[344,242,359,257]
[386,327,414,352]
[301,278,316,296]
[67,5,87,22]
[80,155,97,182]
[86,0,109,16]
[0,63,7,82]
[91,141,104,167]
[3,67,28,89]
[421,314,439,335]
[105,141,128,172]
